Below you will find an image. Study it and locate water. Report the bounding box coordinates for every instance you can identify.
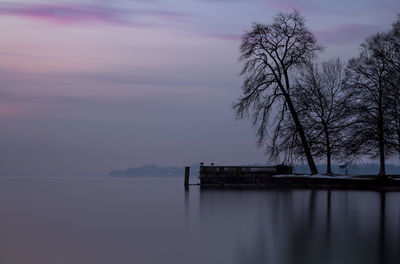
[0,177,399,264]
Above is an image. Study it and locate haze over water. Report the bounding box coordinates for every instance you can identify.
[1,177,399,264]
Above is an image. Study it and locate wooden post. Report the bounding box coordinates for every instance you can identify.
[184,166,190,189]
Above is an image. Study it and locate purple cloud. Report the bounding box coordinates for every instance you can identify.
[268,0,318,12]
[314,23,381,45]
[0,3,122,24]
[0,2,188,26]
[205,32,241,41]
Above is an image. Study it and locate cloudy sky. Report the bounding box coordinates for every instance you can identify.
[0,0,399,177]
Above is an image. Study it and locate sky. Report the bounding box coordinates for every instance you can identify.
[0,0,399,177]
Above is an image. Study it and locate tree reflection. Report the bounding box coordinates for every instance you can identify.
[197,188,400,264]
[379,191,386,264]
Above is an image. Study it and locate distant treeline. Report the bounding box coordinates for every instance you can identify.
[109,163,400,177]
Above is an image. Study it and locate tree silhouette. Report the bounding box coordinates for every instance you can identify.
[234,10,322,174]
[278,59,355,174]
[371,16,400,158]
[345,33,396,179]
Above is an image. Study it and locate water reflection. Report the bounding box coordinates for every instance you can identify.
[199,188,400,264]
[1,179,399,264]
[379,191,386,264]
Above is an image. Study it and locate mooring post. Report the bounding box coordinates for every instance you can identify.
[184,166,190,189]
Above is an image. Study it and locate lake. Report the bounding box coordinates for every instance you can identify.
[0,177,399,264]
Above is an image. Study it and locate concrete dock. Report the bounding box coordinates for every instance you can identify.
[198,165,400,191]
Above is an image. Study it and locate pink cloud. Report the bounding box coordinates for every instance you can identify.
[0,103,33,117]
[0,3,122,24]
[0,2,188,26]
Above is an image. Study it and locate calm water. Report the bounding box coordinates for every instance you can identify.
[0,177,399,264]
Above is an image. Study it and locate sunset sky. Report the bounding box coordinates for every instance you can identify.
[1,0,399,177]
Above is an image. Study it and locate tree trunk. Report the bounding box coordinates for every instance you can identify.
[324,126,332,175]
[326,150,332,175]
[377,85,387,180]
[378,133,386,178]
[283,91,318,175]
[397,113,400,159]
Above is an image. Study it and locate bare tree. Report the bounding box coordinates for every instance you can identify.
[346,33,396,179]
[372,15,400,78]
[233,10,322,174]
[372,16,400,157]
[278,59,355,175]
[388,16,400,159]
